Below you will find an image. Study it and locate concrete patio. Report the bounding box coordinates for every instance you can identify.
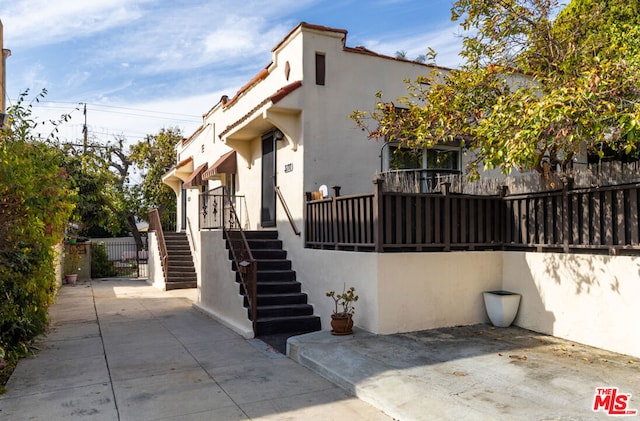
[1,278,639,420]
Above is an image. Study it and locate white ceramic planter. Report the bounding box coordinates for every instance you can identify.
[483,290,521,327]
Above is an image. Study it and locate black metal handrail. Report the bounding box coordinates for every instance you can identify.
[275,185,301,236]
[220,187,258,335]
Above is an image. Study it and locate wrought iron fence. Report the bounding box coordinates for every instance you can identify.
[199,186,249,230]
[91,237,148,278]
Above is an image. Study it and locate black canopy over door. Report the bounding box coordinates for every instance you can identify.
[261,132,276,227]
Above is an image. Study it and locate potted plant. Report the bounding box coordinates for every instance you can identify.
[64,246,81,286]
[326,285,359,335]
[483,290,521,327]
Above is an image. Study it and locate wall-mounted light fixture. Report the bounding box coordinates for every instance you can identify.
[274,129,285,141]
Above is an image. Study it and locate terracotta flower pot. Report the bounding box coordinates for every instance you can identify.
[330,313,354,335]
[65,274,78,286]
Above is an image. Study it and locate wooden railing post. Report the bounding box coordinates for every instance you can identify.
[373,177,384,252]
[562,177,573,253]
[443,182,451,251]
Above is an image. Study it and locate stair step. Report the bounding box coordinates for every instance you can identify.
[160,231,197,290]
[168,258,195,264]
[224,229,321,338]
[166,280,197,290]
[229,249,287,260]
[253,304,314,319]
[166,271,195,278]
[246,239,283,250]
[235,270,296,283]
[225,230,279,240]
[255,315,321,336]
[247,293,309,306]
[240,281,301,295]
[232,260,291,271]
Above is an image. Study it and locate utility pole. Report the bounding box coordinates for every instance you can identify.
[83,103,88,154]
[0,19,12,124]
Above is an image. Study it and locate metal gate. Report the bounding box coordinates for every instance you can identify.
[91,235,148,278]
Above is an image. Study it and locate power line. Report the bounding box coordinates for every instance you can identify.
[26,100,202,120]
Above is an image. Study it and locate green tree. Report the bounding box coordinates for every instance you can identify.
[0,91,75,373]
[129,127,181,226]
[352,0,640,178]
[61,142,128,237]
[60,127,180,247]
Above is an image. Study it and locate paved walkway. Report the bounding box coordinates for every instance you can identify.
[2,278,640,420]
[0,279,389,420]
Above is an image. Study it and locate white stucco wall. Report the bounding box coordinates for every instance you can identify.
[503,252,640,358]
[194,230,253,338]
[292,248,380,333]
[147,232,165,290]
[282,246,503,335]
[376,252,503,334]
[165,23,640,360]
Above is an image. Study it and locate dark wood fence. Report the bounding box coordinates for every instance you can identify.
[305,180,640,255]
[504,182,640,253]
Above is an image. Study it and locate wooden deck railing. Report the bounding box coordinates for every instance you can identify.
[148,208,168,283]
[504,181,640,253]
[305,179,640,255]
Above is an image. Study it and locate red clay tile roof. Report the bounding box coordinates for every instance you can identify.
[270,80,303,104]
[223,68,270,109]
[182,124,205,146]
[218,81,303,140]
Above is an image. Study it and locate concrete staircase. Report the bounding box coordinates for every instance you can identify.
[163,232,197,290]
[228,231,321,341]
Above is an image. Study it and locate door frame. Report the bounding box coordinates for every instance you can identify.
[261,131,277,227]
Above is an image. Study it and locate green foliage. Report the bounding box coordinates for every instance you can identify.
[326,286,359,316]
[63,246,81,276]
[0,90,75,367]
[129,127,181,218]
[91,242,117,278]
[352,0,640,177]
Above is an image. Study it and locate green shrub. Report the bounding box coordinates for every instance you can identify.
[91,242,117,278]
[0,91,76,384]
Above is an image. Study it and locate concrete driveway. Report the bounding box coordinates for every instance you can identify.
[290,324,640,420]
[0,279,389,421]
[1,278,638,420]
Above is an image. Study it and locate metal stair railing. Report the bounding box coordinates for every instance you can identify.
[148,208,169,284]
[221,187,258,335]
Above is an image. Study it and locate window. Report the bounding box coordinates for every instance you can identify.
[388,145,460,171]
[385,144,461,192]
[389,146,422,170]
[315,53,325,86]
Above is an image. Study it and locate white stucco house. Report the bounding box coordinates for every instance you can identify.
[150,22,640,359]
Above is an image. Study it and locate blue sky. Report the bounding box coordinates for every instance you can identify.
[1,0,465,145]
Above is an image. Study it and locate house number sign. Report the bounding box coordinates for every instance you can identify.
[284,163,293,173]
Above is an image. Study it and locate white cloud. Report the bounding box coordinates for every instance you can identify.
[363,22,467,68]
[1,0,148,47]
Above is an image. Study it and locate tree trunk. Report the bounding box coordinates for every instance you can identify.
[125,213,144,251]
